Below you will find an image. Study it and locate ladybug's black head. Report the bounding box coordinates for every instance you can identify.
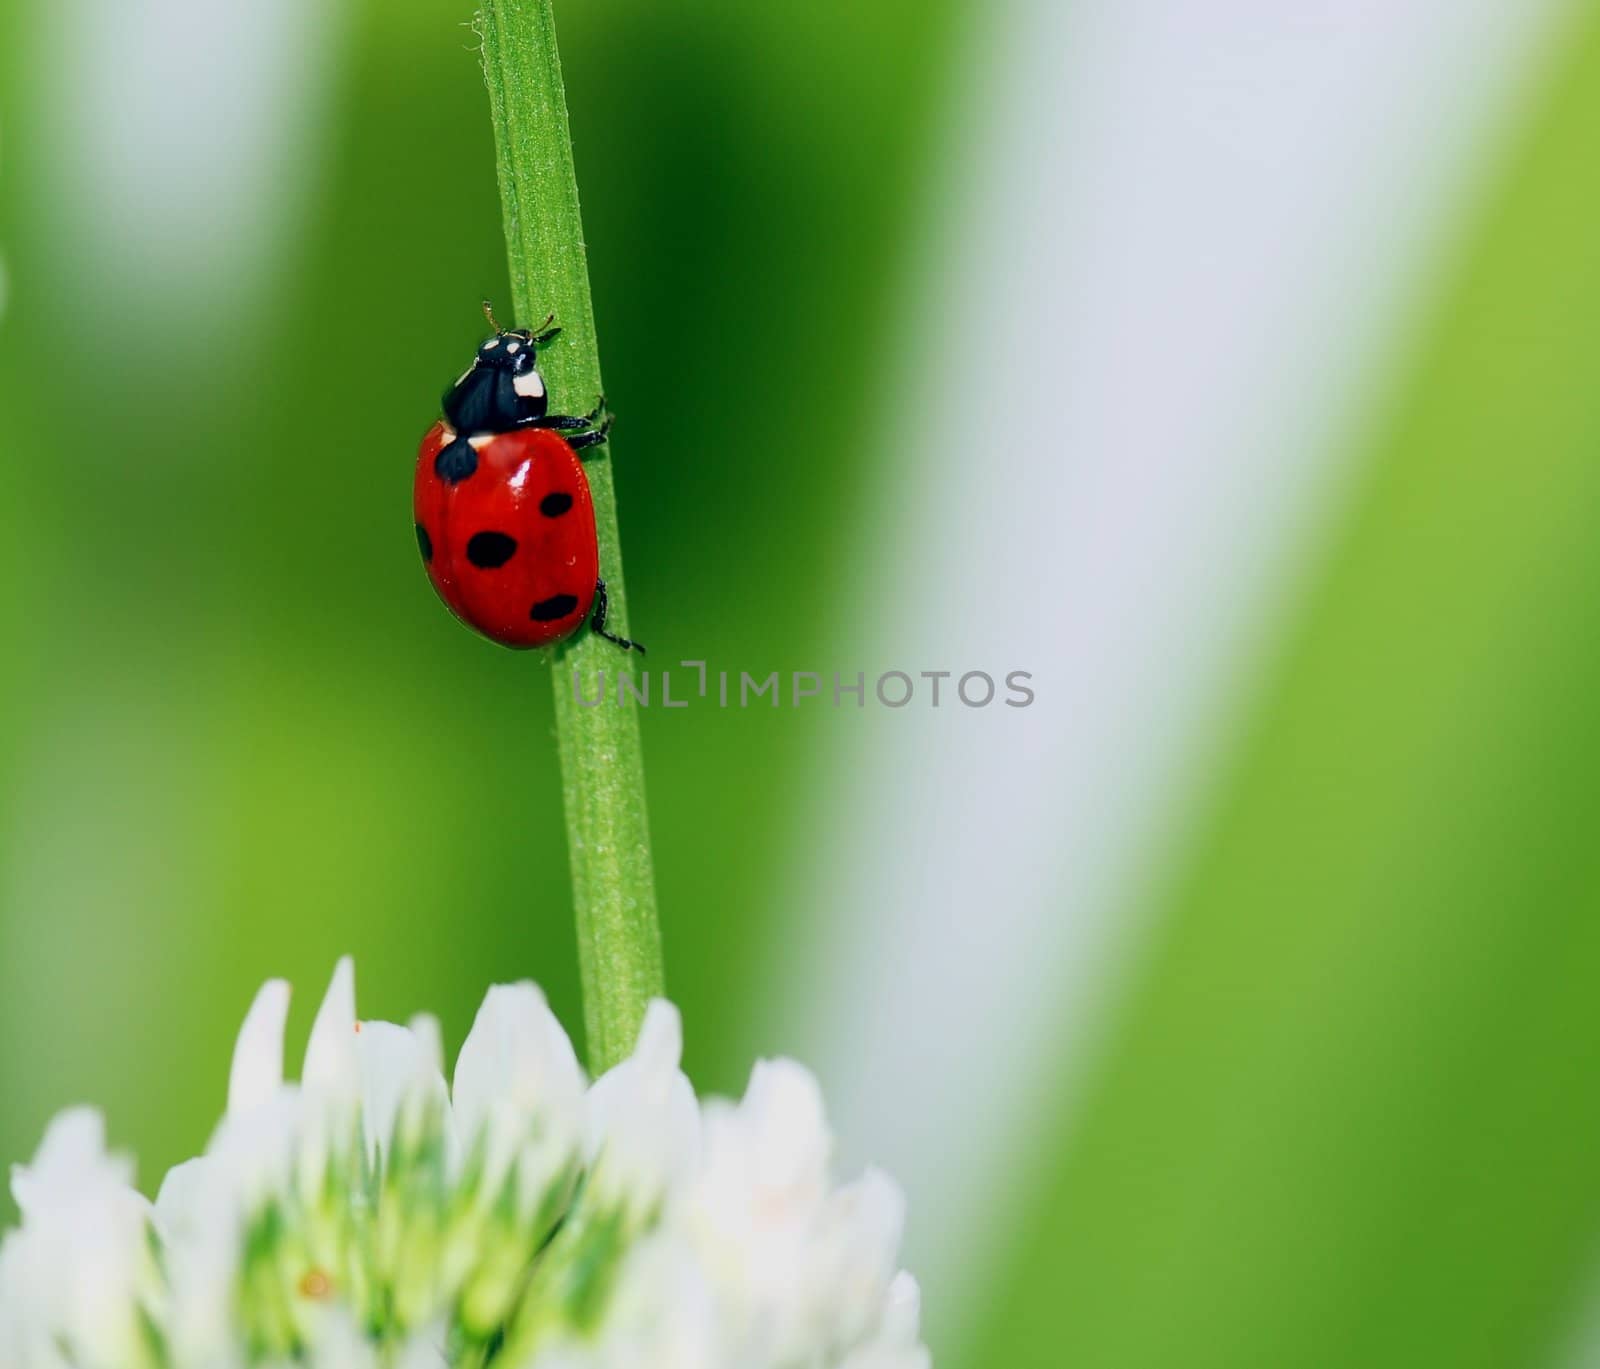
[441,302,556,435]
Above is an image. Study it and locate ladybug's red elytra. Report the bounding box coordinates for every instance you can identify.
[413,302,642,653]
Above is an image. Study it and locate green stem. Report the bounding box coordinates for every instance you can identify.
[477,0,664,1074]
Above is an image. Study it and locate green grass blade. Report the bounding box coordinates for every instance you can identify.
[477,0,663,1074]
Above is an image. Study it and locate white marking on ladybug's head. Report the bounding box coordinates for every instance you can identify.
[513,368,545,400]
[505,340,521,354]
[480,337,500,354]
[468,434,495,451]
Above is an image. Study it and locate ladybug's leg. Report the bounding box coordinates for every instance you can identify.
[567,415,614,454]
[590,577,645,654]
[536,393,608,433]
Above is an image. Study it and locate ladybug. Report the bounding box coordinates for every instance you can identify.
[413,301,643,652]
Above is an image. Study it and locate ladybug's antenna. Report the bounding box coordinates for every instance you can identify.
[481,299,503,334]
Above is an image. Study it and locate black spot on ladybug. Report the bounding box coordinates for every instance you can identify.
[415,524,433,562]
[466,531,518,569]
[531,593,579,621]
[435,437,478,484]
[540,492,574,518]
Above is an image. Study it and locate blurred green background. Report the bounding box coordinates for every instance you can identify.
[0,0,962,1154]
[5,1,1600,1367]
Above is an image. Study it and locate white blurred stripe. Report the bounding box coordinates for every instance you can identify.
[37,0,348,311]
[773,0,1573,1352]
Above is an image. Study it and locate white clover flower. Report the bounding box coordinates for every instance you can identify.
[0,960,929,1369]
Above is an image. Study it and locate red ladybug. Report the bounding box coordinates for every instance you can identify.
[413,302,642,652]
